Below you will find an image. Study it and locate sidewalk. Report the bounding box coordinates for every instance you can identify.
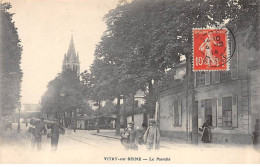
[89,129,190,149]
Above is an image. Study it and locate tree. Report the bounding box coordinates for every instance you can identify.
[0,2,23,116]
[41,70,85,126]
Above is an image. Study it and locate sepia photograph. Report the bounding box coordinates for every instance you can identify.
[0,0,259,164]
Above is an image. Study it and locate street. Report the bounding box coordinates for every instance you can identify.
[0,123,259,163]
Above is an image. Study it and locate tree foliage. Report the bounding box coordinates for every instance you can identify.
[41,70,85,119]
[0,2,23,116]
[90,0,258,118]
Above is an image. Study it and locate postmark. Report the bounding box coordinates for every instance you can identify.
[193,28,229,71]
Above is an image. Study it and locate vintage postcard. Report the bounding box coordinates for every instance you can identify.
[0,0,259,164]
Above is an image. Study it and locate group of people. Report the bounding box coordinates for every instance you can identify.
[28,117,65,151]
[120,119,160,151]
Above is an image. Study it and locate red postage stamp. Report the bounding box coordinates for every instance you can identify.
[193,28,229,71]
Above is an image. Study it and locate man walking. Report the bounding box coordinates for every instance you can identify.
[120,121,138,150]
[47,119,65,151]
[34,117,47,151]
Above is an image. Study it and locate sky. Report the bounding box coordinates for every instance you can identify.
[6,0,119,104]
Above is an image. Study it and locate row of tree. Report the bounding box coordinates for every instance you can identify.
[0,2,23,116]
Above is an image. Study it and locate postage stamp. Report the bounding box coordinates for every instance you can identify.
[193,28,229,71]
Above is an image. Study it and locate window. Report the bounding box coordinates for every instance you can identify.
[221,71,231,81]
[134,100,138,107]
[173,100,182,126]
[205,99,212,126]
[205,72,211,85]
[222,97,232,129]
[73,65,77,72]
[214,71,220,83]
[196,71,205,85]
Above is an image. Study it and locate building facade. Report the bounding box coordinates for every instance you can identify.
[159,31,259,144]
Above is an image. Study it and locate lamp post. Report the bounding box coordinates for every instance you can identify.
[17,102,21,133]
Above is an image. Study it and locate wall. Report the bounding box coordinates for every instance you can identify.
[159,86,189,140]
[250,68,260,132]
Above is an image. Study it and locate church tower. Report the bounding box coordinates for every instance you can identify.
[62,36,80,76]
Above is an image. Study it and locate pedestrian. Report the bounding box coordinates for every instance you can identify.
[3,116,12,131]
[201,117,212,143]
[72,119,77,132]
[120,121,138,150]
[137,122,148,145]
[33,117,47,151]
[143,119,160,150]
[252,119,260,150]
[47,119,65,151]
[28,118,36,149]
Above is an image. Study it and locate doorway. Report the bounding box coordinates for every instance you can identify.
[205,99,212,126]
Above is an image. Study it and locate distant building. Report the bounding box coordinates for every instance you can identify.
[62,36,80,76]
[21,103,41,113]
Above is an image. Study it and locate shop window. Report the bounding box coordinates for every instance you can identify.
[222,97,232,129]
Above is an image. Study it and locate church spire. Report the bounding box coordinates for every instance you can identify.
[67,36,76,57]
[62,36,80,76]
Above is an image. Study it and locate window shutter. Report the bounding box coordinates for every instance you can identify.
[194,72,197,87]
[232,96,238,127]
[178,100,182,126]
[212,72,215,83]
[200,100,205,121]
[205,72,210,85]
[217,98,223,127]
[171,101,175,126]
[215,71,220,83]
[212,98,217,127]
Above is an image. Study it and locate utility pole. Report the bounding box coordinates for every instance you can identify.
[123,95,127,128]
[186,54,198,145]
[115,96,121,136]
[17,102,21,133]
[97,101,100,133]
[132,93,135,122]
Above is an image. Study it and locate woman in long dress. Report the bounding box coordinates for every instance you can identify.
[201,118,211,143]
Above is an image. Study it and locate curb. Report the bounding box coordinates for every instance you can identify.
[90,132,121,140]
